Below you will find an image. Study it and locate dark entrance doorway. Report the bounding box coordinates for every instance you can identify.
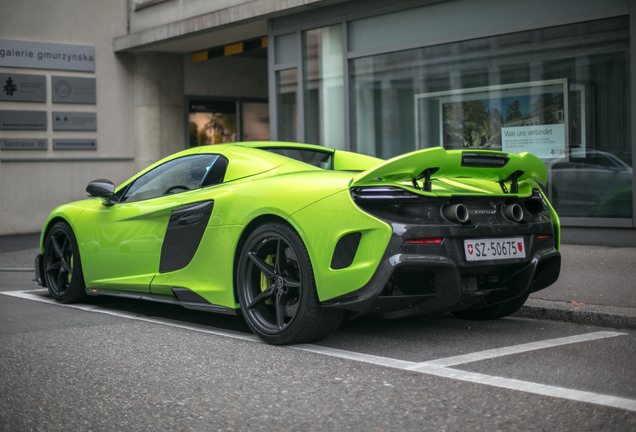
[187,98,269,147]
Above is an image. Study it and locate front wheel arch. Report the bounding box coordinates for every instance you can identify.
[42,220,86,303]
[41,217,70,251]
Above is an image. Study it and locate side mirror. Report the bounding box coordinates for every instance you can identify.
[86,179,115,206]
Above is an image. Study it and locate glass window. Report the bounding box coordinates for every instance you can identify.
[242,102,270,141]
[276,68,298,141]
[349,17,631,218]
[120,154,221,202]
[262,147,333,169]
[275,33,297,65]
[188,100,237,147]
[303,25,345,149]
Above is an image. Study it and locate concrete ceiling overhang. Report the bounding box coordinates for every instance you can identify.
[113,0,352,53]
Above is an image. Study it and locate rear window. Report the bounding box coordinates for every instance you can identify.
[262,147,333,170]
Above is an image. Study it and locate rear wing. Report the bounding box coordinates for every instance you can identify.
[352,148,547,194]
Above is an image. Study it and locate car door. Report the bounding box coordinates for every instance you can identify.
[77,154,222,293]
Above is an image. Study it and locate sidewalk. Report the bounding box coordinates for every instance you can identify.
[518,244,636,330]
[1,233,635,330]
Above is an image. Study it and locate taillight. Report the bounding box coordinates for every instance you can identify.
[524,189,549,214]
[351,186,445,224]
[350,186,420,201]
[404,238,443,245]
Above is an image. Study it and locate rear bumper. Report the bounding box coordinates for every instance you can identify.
[322,224,561,318]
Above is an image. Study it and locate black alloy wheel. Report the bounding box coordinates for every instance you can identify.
[43,222,86,303]
[236,222,343,345]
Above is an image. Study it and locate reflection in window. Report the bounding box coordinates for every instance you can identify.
[188,100,237,146]
[276,68,298,142]
[242,102,270,141]
[349,16,631,218]
[303,25,345,149]
[263,147,333,169]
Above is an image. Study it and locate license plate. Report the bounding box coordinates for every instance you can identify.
[464,237,526,262]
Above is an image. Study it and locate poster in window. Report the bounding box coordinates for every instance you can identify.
[415,79,571,160]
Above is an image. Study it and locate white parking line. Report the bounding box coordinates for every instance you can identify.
[0,289,261,344]
[2,289,635,413]
[291,343,636,413]
[416,331,627,367]
[0,267,33,272]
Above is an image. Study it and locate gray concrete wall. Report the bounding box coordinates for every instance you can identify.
[130,0,255,32]
[133,53,185,173]
[0,0,135,235]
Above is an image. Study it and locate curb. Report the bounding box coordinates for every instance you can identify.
[517,298,636,331]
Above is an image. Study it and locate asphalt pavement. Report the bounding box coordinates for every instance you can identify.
[1,233,635,330]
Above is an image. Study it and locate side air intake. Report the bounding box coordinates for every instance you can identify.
[331,232,362,270]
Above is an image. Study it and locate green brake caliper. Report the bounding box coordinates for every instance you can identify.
[260,255,275,304]
[68,255,73,284]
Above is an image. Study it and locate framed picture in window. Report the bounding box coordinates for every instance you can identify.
[415,79,572,161]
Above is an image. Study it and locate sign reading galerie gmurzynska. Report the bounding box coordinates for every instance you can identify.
[0,39,94,72]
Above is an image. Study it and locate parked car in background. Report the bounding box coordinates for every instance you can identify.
[548,149,632,218]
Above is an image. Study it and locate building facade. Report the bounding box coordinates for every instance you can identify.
[1,0,634,245]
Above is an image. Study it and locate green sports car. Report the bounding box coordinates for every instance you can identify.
[35,142,561,344]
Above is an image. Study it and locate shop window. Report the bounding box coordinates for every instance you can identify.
[242,102,270,141]
[275,33,297,65]
[276,68,298,142]
[349,16,631,219]
[303,25,345,149]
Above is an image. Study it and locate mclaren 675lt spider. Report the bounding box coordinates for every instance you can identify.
[36,141,561,344]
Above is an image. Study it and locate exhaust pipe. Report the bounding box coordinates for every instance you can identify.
[443,203,469,224]
[503,203,524,222]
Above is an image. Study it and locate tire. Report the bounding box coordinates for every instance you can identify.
[236,222,343,345]
[43,221,86,303]
[452,293,529,321]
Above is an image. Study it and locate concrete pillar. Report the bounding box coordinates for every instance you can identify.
[133,53,185,172]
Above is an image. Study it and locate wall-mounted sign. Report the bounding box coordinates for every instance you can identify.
[1,139,47,150]
[52,111,96,131]
[52,76,96,104]
[0,110,47,130]
[53,139,97,150]
[0,39,94,72]
[0,73,46,102]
